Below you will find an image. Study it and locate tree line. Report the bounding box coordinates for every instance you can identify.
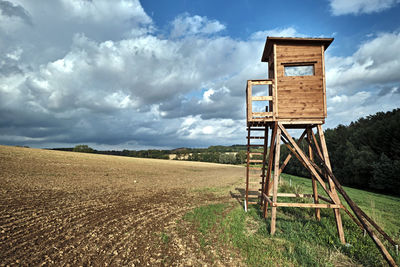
[54,108,399,195]
[53,145,248,163]
[281,108,400,195]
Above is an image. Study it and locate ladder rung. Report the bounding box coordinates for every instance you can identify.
[249,152,263,155]
[247,182,262,185]
[247,136,265,139]
[247,201,258,204]
[248,167,262,170]
[248,144,263,147]
[249,159,263,163]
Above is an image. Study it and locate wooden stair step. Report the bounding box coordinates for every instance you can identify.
[249,159,263,163]
[247,188,262,191]
[248,152,263,155]
[248,144,263,147]
[247,181,262,185]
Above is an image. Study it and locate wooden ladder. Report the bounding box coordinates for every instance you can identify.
[245,125,269,211]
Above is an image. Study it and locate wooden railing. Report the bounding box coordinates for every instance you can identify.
[246,79,274,122]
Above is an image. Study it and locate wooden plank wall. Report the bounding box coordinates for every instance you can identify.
[275,44,325,119]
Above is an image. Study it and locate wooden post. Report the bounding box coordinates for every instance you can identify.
[317,125,345,244]
[263,123,277,218]
[245,126,251,212]
[307,127,320,221]
[278,124,339,203]
[319,158,398,267]
[270,126,281,235]
[260,124,269,209]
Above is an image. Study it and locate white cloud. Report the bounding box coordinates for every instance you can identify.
[326,32,400,93]
[177,115,243,143]
[60,0,151,24]
[1,0,398,149]
[325,32,400,128]
[170,13,226,38]
[250,27,302,40]
[329,0,400,15]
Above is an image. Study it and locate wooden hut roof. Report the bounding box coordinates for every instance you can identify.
[261,37,334,62]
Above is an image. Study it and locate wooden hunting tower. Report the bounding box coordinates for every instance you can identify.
[244,37,398,266]
[246,37,332,124]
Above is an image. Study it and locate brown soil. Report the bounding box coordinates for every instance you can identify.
[0,145,245,266]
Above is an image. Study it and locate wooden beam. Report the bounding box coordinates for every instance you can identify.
[245,126,251,211]
[308,127,320,221]
[263,122,278,218]
[252,96,273,101]
[321,45,327,117]
[273,44,278,117]
[279,129,307,175]
[265,123,278,196]
[248,79,273,85]
[252,112,273,117]
[320,158,398,266]
[317,125,345,244]
[246,81,252,122]
[275,193,314,198]
[273,203,341,209]
[260,126,269,209]
[278,124,339,204]
[270,126,281,235]
[309,129,397,266]
[282,140,310,171]
[263,193,273,204]
[310,129,323,160]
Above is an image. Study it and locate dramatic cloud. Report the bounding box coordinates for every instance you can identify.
[325,32,400,126]
[0,1,269,149]
[329,0,400,15]
[0,0,398,149]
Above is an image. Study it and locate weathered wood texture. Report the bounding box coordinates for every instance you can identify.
[275,44,325,119]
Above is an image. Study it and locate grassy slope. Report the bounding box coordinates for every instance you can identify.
[185,173,400,266]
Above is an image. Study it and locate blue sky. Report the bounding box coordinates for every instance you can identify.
[0,0,399,149]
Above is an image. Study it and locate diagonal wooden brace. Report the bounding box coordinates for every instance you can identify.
[278,123,340,205]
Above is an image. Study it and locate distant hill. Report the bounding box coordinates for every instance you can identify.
[52,144,248,164]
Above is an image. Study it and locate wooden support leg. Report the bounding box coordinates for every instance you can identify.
[270,127,281,235]
[245,127,250,212]
[317,125,345,244]
[307,127,320,221]
[318,152,398,266]
[279,125,338,202]
[260,126,269,209]
[263,123,277,218]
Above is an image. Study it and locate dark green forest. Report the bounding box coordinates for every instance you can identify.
[281,108,400,195]
[53,108,400,195]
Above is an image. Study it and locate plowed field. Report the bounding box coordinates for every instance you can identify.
[0,145,244,266]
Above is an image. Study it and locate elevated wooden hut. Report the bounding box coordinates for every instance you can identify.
[244,37,398,266]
